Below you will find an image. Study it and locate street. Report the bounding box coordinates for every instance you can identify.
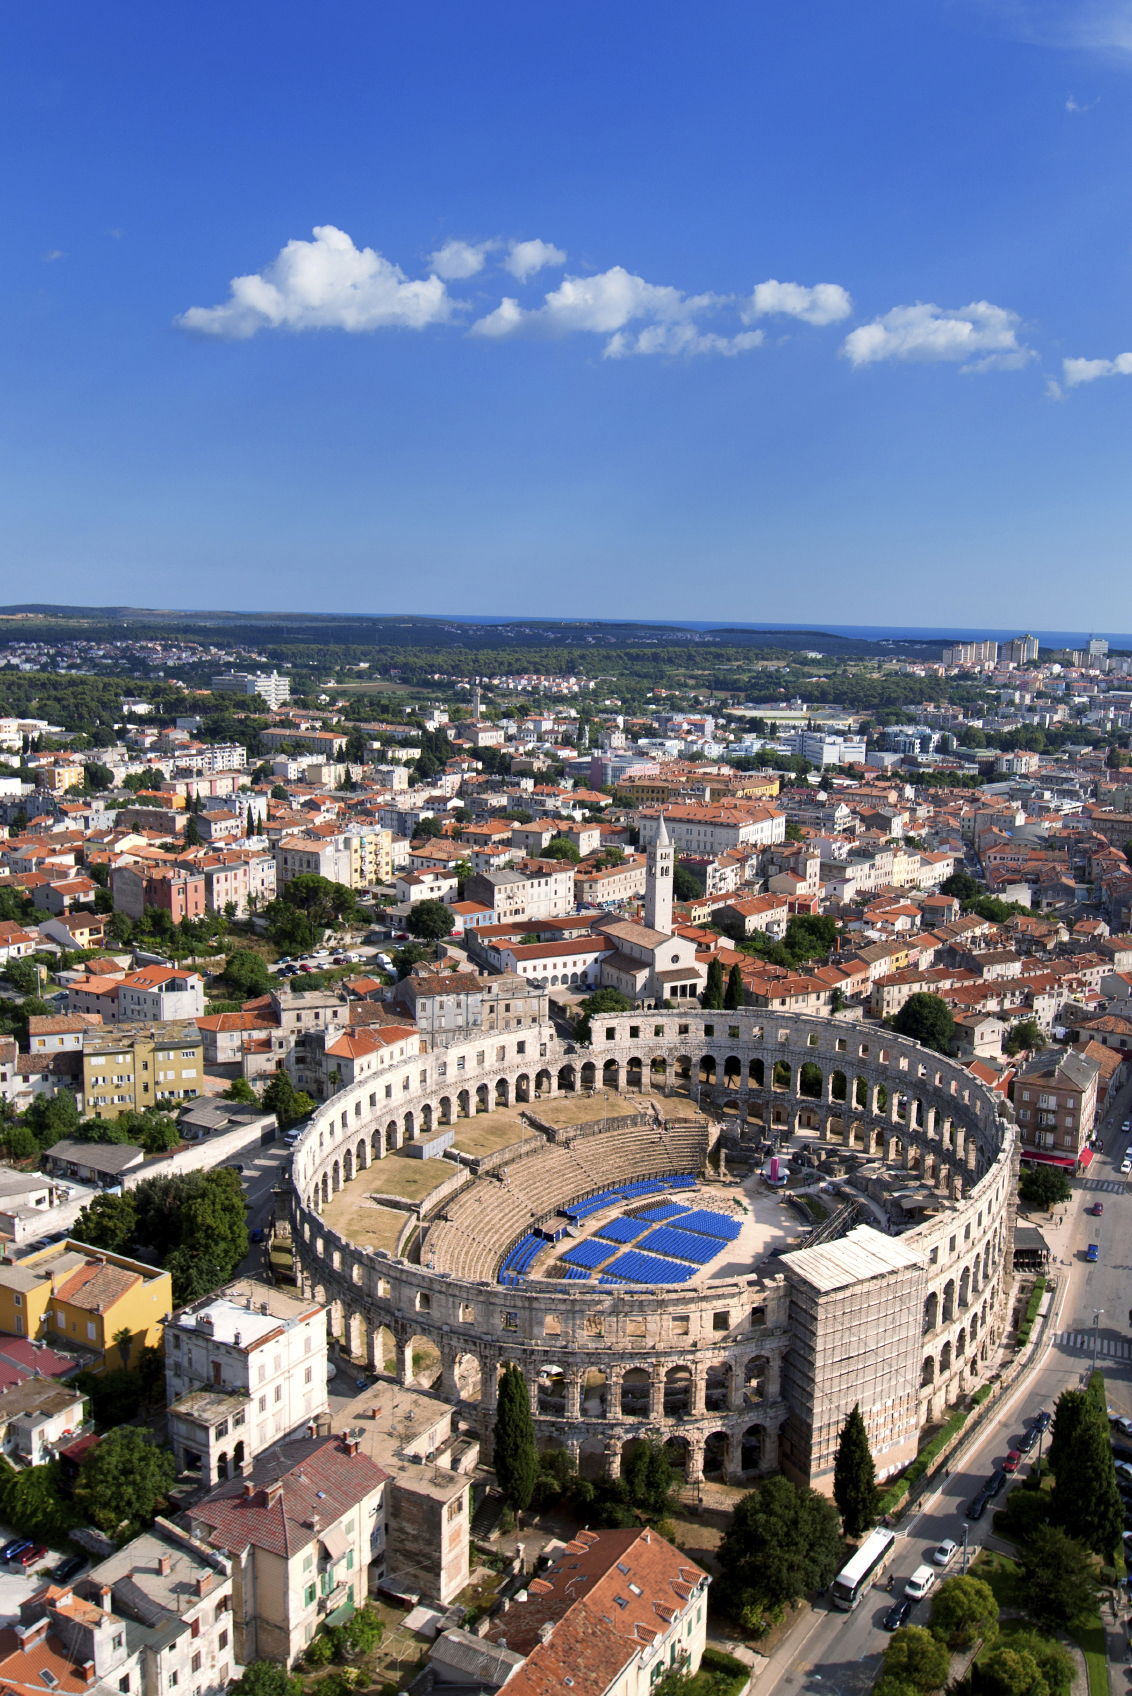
[755,1076,1132,1696]
[230,1139,294,1279]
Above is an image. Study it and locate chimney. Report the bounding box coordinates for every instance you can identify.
[100,1587,113,1613]
[260,1302,268,1315]
[537,1622,554,1644]
[242,1481,255,1498]
[195,1574,214,1598]
[233,1332,241,1347]
[157,1555,171,1577]
[81,1664,96,1686]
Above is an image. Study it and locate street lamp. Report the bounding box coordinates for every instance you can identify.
[1093,1309,1105,1375]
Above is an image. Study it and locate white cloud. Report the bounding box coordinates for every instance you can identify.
[1063,351,1132,385]
[743,278,853,325]
[1066,93,1099,111]
[503,238,567,281]
[841,300,1033,370]
[41,248,65,262]
[176,224,455,339]
[428,238,495,279]
[469,264,747,357]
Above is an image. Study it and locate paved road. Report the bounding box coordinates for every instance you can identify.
[757,1078,1132,1696]
[230,1140,294,1279]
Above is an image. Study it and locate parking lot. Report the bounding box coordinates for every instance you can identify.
[0,1534,84,1623]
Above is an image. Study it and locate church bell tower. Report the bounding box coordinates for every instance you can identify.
[644,813,674,935]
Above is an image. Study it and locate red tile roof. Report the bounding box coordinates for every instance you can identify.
[193,1435,388,1559]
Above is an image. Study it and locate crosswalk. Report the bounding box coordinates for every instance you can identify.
[1082,1178,1127,1193]
[1053,1330,1132,1359]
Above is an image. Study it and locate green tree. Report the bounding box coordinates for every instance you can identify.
[621,1439,676,1518]
[411,815,446,840]
[892,993,955,1056]
[542,836,581,863]
[724,963,745,1011]
[228,1664,302,1696]
[928,1573,998,1650]
[673,862,704,901]
[222,1077,259,1105]
[21,1089,81,1149]
[715,1475,843,1618]
[405,899,455,941]
[1047,1387,1122,1558]
[882,1625,951,1693]
[183,814,202,847]
[1,1123,39,1162]
[1005,1019,1045,1057]
[270,784,290,801]
[832,1404,876,1538]
[702,958,725,1010]
[83,761,115,792]
[70,1190,137,1253]
[974,1633,1073,1696]
[164,1246,231,1306]
[574,988,633,1042]
[0,1456,79,1543]
[262,1071,306,1127]
[973,1646,1049,1696]
[493,1362,538,1512]
[940,869,981,900]
[1018,1165,1071,1211]
[222,948,273,998]
[1021,1523,1102,1628]
[73,1427,176,1541]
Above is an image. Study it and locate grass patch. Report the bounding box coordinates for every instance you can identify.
[1069,1613,1107,1696]
[1016,1275,1047,1347]
[969,1550,1025,1610]
[795,1194,830,1222]
[449,1110,530,1158]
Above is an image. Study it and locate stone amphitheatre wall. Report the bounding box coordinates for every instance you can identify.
[288,1009,1016,1487]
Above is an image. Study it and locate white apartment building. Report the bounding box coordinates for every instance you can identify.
[783,731,868,767]
[211,670,291,709]
[165,1280,329,1487]
[276,835,352,889]
[638,804,786,855]
[114,966,206,1023]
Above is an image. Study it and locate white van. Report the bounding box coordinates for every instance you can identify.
[904,1565,936,1602]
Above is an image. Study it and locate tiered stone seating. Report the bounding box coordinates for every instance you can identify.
[421,1120,710,1282]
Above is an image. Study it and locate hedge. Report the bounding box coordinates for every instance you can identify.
[1015,1276,1047,1347]
[700,1650,750,1681]
[878,1404,971,1515]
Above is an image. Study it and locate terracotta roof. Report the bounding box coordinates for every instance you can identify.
[55,1261,140,1312]
[193,1435,388,1559]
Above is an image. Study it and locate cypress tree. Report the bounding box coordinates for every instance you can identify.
[724,963,745,1010]
[703,959,725,1009]
[1049,1386,1123,1557]
[493,1363,538,1512]
[833,1403,877,1538]
[246,805,256,837]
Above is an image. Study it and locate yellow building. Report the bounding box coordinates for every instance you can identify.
[343,825,393,888]
[0,1242,172,1372]
[81,1018,203,1119]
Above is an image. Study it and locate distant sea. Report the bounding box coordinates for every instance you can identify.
[446,617,1132,648]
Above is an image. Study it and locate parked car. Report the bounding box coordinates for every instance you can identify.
[1122,1158,1131,1175]
[1035,1409,1052,1431]
[904,1566,937,1602]
[968,1491,989,1521]
[932,1540,959,1567]
[251,1228,266,1244]
[1113,1417,1132,1438]
[1112,1443,1132,1464]
[1093,1202,1104,1216]
[1002,1450,1022,1473]
[1114,1460,1132,1484]
[1018,1427,1038,1455]
[987,1468,1008,1496]
[225,1163,244,1175]
[1087,1244,1100,1262]
[884,1599,912,1631]
[15,1544,47,1570]
[0,1539,30,1563]
[52,1555,85,1583]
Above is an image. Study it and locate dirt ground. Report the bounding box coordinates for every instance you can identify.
[320,1196,409,1254]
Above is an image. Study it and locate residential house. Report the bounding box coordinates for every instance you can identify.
[0,1376,88,1466]
[1013,1048,1101,1171]
[165,1279,328,1486]
[190,1434,388,1665]
[2,1241,172,1369]
[80,1020,203,1118]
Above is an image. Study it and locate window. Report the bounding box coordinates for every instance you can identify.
[275,1384,283,1403]
[87,1321,97,1341]
[346,1549,354,1570]
[447,1496,464,1521]
[258,1395,266,1413]
[190,1620,200,1640]
[191,1656,201,1676]
[606,1027,615,1040]
[712,1311,730,1332]
[112,1636,124,1653]
[218,1632,228,1652]
[303,1552,313,1572]
[729,1025,740,1038]
[304,1583,316,1607]
[169,1675,179,1690]
[119,1680,131,1694]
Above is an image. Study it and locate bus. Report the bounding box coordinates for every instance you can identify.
[830,1527,896,1610]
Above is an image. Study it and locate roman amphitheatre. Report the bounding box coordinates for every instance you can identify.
[289,1007,1017,1494]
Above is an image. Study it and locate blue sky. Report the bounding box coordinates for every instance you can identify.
[3,0,1132,627]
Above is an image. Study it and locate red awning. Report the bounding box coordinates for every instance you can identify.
[1078,1147,1094,1169]
[1020,1150,1077,1169]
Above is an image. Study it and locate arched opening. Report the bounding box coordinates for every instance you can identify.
[959,1267,971,1308]
[740,1424,762,1474]
[749,1057,764,1088]
[371,1128,382,1161]
[331,1160,341,1195]
[663,1434,689,1474]
[703,1431,728,1479]
[538,1365,566,1416]
[705,1362,731,1413]
[602,1059,619,1088]
[407,1333,440,1389]
[855,1076,868,1108]
[650,1057,667,1089]
[923,1291,938,1333]
[356,1138,368,1172]
[772,1060,791,1091]
[580,1062,596,1090]
[387,1120,399,1151]
[798,1062,822,1099]
[420,1103,433,1133]
[664,1365,692,1418]
[320,1174,329,1205]
[558,1065,577,1092]
[404,1111,415,1142]
[578,1435,607,1480]
[457,1090,470,1119]
[876,1082,888,1113]
[940,1340,952,1374]
[439,1096,453,1125]
[582,1367,607,1418]
[830,1070,847,1102]
[476,1083,490,1114]
[232,1439,245,1471]
[942,1279,955,1323]
[626,1057,643,1092]
[956,1327,966,1357]
[496,1079,510,1108]
[217,1451,229,1481]
[744,1356,768,1403]
[921,1356,936,1387]
[342,1150,353,1183]
[621,1367,650,1418]
[455,1351,482,1402]
[535,1069,552,1097]
[698,1055,716,1089]
[723,1056,742,1092]
[675,1055,693,1092]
